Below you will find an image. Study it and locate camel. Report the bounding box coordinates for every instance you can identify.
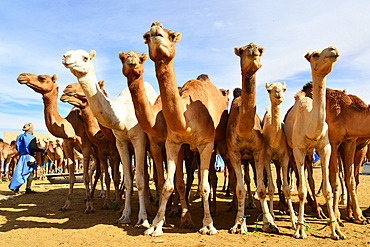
[43,139,65,173]
[226,42,278,234]
[118,51,221,225]
[0,140,19,180]
[283,46,345,239]
[60,82,121,209]
[62,49,157,228]
[17,73,95,213]
[118,51,167,205]
[301,83,370,224]
[262,82,297,228]
[142,21,229,236]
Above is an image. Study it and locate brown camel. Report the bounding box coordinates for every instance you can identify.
[61,82,121,209]
[43,138,64,173]
[17,73,95,214]
[142,21,229,236]
[118,51,220,224]
[284,46,345,239]
[301,83,370,224]
[227,42,278,234]
[0,140,18,180]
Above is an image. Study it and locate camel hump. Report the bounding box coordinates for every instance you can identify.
[196,74,209,82]
[143,81,158,105]
[294,91,306,102]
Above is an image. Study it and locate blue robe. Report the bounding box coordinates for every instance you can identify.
[9,133,36,191]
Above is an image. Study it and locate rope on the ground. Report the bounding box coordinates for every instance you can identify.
[108,199,119,210]
[297,219,337,231]
[237,212,269,234]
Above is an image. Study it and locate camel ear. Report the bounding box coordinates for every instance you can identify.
[141,53,148,63]
[266,82,272,92]
[282,82,287,92]
[304,52,311,62]
[259,47,264,56]
[171,32,182,43]
[98,80,105,88]
[118,52,125,62]
[52,74,58,82]
[234,47,242,56]
[143,32,150,44]
[89,50,96,60]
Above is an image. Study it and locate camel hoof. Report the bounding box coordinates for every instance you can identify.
[135,220,150,229]
[199,226,217,235]
[262,223,279,234]
[144,227,163,237]
[180,221,194,229]
[59,208,67,212]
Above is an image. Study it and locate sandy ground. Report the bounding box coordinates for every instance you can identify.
[0,166,369,247]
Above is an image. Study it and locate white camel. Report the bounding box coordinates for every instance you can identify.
[63,49,158,228]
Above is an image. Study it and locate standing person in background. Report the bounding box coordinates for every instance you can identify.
[9,123,44,194]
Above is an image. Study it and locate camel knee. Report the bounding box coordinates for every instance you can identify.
[297,187,307,201]
[162,182,174,199]
[200,183,210,198]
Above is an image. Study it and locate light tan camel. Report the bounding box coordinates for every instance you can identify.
[283,46,345,239]
[227,43,278,234]
[301,83,370,224]
[0,140,18,180]
[62,49,157,228]
[17,73,95,214]
[263,82,297,228]
[61,82,121,209]
[142,21,229,236]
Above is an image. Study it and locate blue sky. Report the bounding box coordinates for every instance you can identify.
[0,1,369,139]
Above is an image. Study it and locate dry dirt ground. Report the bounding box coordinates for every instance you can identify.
[0,166,369,247]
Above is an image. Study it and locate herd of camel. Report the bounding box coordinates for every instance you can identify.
[3,21,370,239]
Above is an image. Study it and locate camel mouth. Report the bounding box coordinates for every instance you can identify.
[246,54,259,60]
[126,63,138,69]
[17,79,29,84]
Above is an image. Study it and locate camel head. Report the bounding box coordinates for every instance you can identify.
[118,51,147,82]
[60,83,88,109]
[62,49,96,78]
[234,43,264,75]
[17,73,58,95]
[304,46,339,77]
[266,82,286,105]
[143,21,182,61]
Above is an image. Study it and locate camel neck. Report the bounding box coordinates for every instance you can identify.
[238,71,257,136]
[307,74,327,139]
[78,68,99,99]
[79,106,100,145]
[42,87,74,139]
[128,75,158,135]
[154,59,186,133]
[270,103,283,147]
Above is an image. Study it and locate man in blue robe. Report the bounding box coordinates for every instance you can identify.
[9,123,44,194]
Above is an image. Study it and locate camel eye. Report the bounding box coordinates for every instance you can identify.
[38,77,45,82]
[83,56,88,62]
[312,53,319,58]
